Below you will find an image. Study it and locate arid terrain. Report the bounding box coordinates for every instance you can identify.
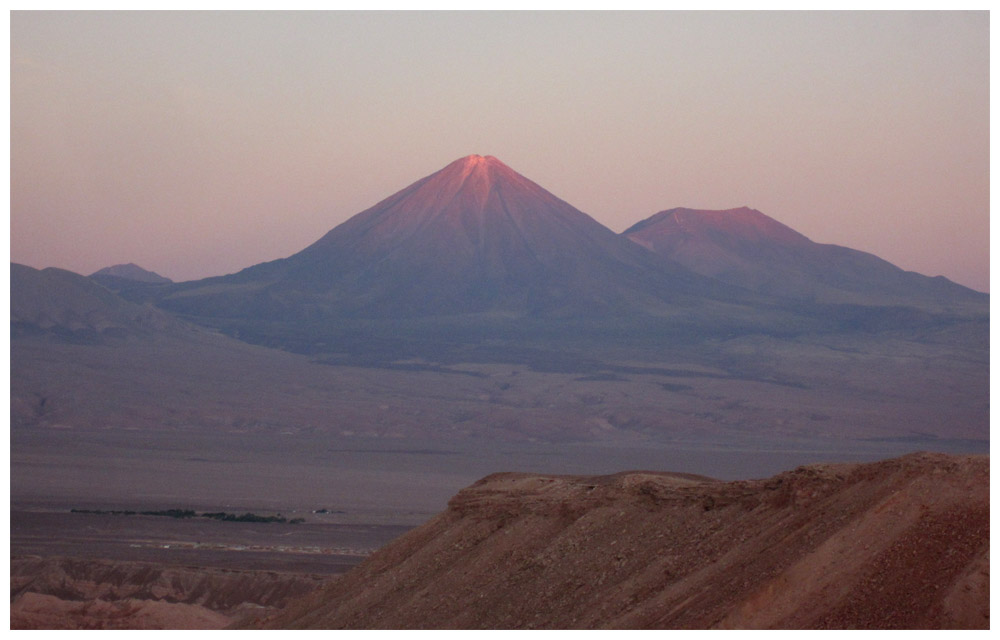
[10,157,988,448]
[11,4,991,629]
[253,452,988,629]
[10,558,328,630]
[10,510,409,629]
[11,322,988,446]
[9,155,988,630]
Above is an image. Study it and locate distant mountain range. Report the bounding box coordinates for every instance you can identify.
[12,263,180,341]
[101,155,984,356]
[9,156,989,444]
[150,156,744,321]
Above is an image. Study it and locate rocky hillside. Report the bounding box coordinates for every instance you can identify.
[255,452,988,629]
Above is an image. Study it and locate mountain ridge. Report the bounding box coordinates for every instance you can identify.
[12,263,181,341]
[94,156,987,359]
[624,206,986,309]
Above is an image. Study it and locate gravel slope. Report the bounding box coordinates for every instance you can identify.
[255,452,988,629]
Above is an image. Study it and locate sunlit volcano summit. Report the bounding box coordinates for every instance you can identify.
[155,155,722,322]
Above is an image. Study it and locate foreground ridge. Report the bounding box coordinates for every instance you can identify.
[255,452,988,629]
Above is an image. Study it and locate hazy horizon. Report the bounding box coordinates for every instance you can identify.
[10,11,989,292]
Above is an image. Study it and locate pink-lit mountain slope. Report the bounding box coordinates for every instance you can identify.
[624,207,986,312]
[158,156,740,321]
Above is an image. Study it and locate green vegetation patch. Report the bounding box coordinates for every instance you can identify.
[70,507,301,524]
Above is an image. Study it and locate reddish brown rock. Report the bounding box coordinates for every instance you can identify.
[255,452,988,629]
[10,557,329,630]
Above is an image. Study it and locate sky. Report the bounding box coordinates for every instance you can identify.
[10,11,990,292]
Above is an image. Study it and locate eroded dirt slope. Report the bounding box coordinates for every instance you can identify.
[255,452,988,629]
[10,557,330,630]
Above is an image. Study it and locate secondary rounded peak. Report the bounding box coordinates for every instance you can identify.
[661,206,761,217]
[637,207,774,228]
[624,205,810,247]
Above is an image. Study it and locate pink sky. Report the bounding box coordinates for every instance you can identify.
[10,11,989,292]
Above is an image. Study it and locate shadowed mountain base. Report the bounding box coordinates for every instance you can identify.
[252,452,988,629]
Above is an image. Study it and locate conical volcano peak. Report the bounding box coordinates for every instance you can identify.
[383,154,550,215]
[457,154,496,166]
[281,151,709,318]
[445,154,511,181]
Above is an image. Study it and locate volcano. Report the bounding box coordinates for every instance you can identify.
[157,156,737,322]
[624,207,986,311]
[144,159,984,357]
